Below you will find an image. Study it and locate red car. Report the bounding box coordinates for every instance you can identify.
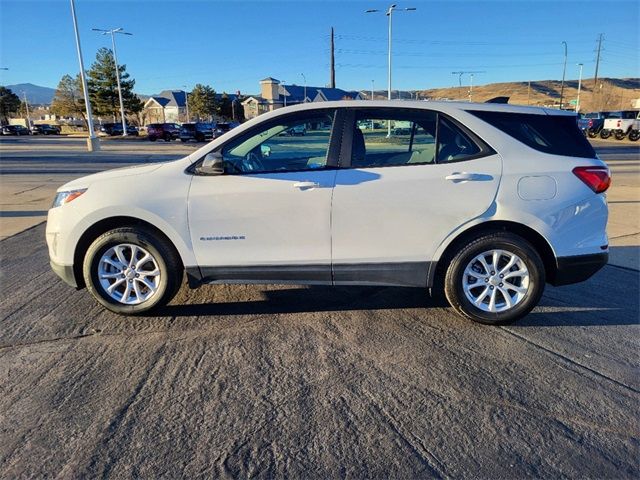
[146,123,180,142]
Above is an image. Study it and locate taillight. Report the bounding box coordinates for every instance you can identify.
[588,119,593,128]
[572,166,611,193]
[617,120,622,128]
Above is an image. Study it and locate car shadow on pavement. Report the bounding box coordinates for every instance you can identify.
[158,286,442,318]
[155,273,635,327]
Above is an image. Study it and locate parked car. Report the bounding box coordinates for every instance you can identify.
[146,123,180,142]
[2,125,30,135]
[577,111,612,138]
[213,122,232,139]
[31,124,61,135]
[600,110,639,139]
[46,101,609,324]
[629,118,640,142]
[179,122,213,142]
[280,124,307,136]
[100,123,139,136]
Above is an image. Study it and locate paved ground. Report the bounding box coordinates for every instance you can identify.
[0,136,638,478]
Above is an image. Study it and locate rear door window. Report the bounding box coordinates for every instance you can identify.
[468,110,596,159]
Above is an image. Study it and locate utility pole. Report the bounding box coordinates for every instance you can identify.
[594,33,603,87]
[70,0,99,151]
[468,73,474,102]
[559,41,567,109]
[330,27,336,88]
[527,81,531,105]
[93,27,132,136]
[371,79,374,100]
[576,63,583,113]
[366,4,416,137]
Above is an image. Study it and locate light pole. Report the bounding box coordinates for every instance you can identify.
[468,73,474,102]
[559,41,567,109]
[93,27,132,136]
[371,79,375,100]
[281,80,287,107]
[22,91,31,128]
[70,0,98,151]
[301,73,307,102]
[576,63,584,113]
[366,4,416,136]
[181,85,190,122]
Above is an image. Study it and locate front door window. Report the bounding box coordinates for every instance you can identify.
[222,112,335,174]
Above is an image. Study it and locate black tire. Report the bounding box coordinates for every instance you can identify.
[148,136,157,142]
[444,232,545,325]
[614,130,626,140]
[600,129,611,139]
[163,134,171,142]
[82,226,183,315]
[629,130,640,142]
[180,138,187,143]
[587,129,598,138]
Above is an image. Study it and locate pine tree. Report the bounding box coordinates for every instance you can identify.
[217,92,232,120]
[87,47,142,120]
[51,74,86,121]
[188,84,217,121]
[0,87,21,125]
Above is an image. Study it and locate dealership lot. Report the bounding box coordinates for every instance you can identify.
[0,136,638,477]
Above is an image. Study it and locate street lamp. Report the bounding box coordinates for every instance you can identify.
[366,4,416,136]
[281,80,287,107]
[93,27,132,136]
[301,73,307,102]
[576,63,584,113]
[559,41,567,109]
[181,85,190,122]
[69,0,99,151]
[371,79,375,100]
[21,91,30,128]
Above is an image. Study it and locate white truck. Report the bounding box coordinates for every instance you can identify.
[600,110,640,140]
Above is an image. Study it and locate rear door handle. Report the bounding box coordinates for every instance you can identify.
[293,181,321,189]
[445,172,483,183]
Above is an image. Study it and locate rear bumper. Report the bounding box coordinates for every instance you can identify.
[550,252,608,286]
[50,260,78,289]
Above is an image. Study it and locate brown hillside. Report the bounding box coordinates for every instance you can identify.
[417,78,640,112]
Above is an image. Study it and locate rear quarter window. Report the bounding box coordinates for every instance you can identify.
[468,110,596,159]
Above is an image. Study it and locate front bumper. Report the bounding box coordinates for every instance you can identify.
[551,252,608,286]
[50,260,78,288]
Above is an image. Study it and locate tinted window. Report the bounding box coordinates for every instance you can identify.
[222,111,335,174]
[351,109,484,168]
[437,116,481,163]
[469,110,596,159]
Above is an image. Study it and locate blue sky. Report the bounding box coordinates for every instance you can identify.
[0,0,638,95]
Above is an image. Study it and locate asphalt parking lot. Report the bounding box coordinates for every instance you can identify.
[0,136,638,478]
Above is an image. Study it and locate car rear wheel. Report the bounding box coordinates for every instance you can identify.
[600,129,611,139]
[629,130,640,141]
[614,130,626,140]
[148,135,157,141]
[83,227,182,314]
[444,233,545,325]
[587,129,598,138]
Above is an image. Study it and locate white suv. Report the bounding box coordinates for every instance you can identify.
[46,101,610,324]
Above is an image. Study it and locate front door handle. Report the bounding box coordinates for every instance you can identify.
[293,181,321,190]
[445,172,484,183]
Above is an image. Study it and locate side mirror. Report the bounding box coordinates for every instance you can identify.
[197,152,225,175]
[260,144,271,157]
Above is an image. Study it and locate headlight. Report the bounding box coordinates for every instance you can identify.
[52,188,87,208]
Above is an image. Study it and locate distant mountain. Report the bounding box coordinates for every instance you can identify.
[5,83,56,105]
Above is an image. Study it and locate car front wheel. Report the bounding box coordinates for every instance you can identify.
[83,226,182,314]
[444,233,545,324]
